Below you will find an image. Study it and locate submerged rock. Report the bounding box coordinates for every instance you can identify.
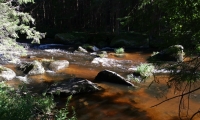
[94,70,134,86]
[47,78,101,95]
[0,66,16,81]
[49,60,69,71]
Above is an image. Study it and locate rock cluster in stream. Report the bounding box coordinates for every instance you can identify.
[0,58,136,96]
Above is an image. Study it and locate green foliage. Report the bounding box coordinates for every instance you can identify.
[114,47,125,57]
[195,44,200,53]
[0,82,76,120]
[136,63,155,78]
[18,0,35,4]
[55,95,77,120]
[115,47,125,54]
[0,1,45,43]
[0,0,45,62]
[115,0,200,48]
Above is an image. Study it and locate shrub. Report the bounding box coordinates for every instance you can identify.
[135,63,155,78]
[0,82,76,120]
[115,47,125,54]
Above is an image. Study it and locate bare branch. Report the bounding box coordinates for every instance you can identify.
[151,86,200,108]
[190,110,200,120]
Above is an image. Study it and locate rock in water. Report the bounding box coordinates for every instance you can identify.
[49,60,69,71]
[94,70,134,87]
[47,78,102,95]
[149,45,184,62]
[0,66,16,81]
[17,60,45,75]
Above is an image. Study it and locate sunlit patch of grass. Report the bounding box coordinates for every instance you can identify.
[135,63,155,79]
[115,47,124,54]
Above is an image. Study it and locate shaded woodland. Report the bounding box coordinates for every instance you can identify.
[24,0,200,50]
[26,0,141,34]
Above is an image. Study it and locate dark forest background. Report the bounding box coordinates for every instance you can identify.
[22,0,200,50]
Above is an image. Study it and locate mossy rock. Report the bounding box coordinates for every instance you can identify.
[149,45,184,62]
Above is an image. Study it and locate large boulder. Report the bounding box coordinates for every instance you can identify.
[17,60,45,75]
[149,45,184,62]
[0,66,16,81]
[49,60,69,71]
[47,78,101,95]
[94,70,134,86]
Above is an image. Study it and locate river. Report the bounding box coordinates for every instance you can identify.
[4,44,200,120]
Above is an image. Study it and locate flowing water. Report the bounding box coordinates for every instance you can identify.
[4,44,200,120]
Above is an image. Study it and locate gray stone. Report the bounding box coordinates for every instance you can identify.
[78,46,88,53]
[0,66,16,81]
[49,60,69,71]
[94,70,134,86]
[15,76,29,84]
[18,60,45,75]
[47,78,101,95]
[149,45,184,62]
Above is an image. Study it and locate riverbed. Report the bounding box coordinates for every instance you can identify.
[4,44,200,120]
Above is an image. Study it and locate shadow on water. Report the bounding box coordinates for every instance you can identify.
[67,83,152,120]
[4,44,200,120]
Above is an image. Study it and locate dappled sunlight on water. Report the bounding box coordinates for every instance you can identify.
[108,52,150,63]
[3,48,200,120]
[69,76,200,120]
[58,64,101,81]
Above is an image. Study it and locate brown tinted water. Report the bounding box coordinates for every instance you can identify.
[4,49,200,120]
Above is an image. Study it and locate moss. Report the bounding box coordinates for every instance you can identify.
[0,66,6,73]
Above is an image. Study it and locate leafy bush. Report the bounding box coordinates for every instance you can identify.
[0,82,76,120]
[135,63,155,78]
[0,0,45,63]
[115,47,125,54]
